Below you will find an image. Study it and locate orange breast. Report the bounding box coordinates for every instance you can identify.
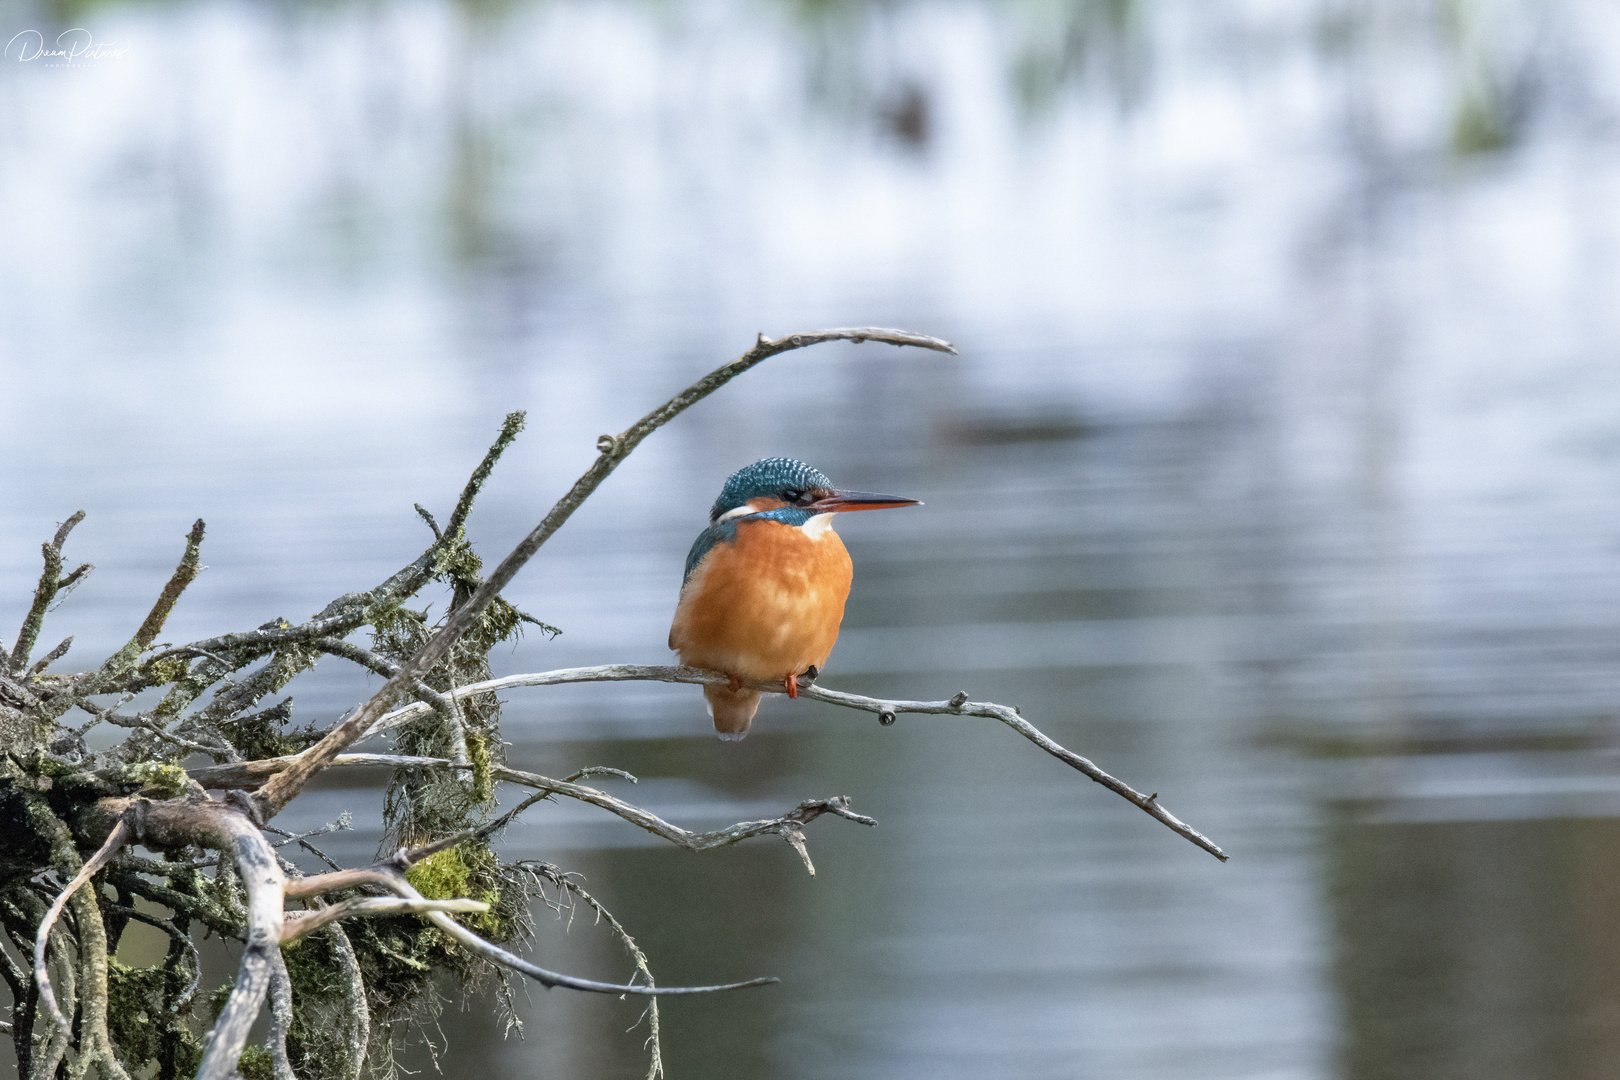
[668,517,853,682]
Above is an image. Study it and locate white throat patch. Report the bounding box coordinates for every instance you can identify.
[800,513,838,538]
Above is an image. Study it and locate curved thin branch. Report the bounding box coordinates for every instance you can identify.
[32,819,130,1041]
[253,329,955,820]
[281,860,778,996]
[518,863,664,1079]
[281,897,491,944]
[802,685,1229,862]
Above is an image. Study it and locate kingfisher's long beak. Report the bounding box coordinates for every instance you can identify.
[808,489,922,512]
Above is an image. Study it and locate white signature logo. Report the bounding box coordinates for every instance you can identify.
[6,28,129,63]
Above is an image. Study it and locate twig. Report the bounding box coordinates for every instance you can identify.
[207,748,876,872]
[280,897,492,944]
[25,636,73,678]
[132,520,206,652]
[31,816,134,1080]
[447,411,526,536]
[8,510,84,674]
[414,504,442,541]
[519,863,664,1080]
[322,923,369,1080]
[254,329,954,820]
[398,790,553,865]
[285,864,777,996]
[801,685,1229,862]
[308,636,459,723]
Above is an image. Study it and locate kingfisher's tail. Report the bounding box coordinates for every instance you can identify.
[704,684,761,741]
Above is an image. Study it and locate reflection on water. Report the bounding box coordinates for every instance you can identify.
[1332,802,1620,1080]
[6,1,1620,1078]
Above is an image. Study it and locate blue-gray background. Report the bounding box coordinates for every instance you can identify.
[6,2,1620,1077]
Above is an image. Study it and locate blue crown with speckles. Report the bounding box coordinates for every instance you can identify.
[709,458,832,522]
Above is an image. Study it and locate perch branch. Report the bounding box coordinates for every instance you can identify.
[254,328,954,820]
[202,663,1225,860]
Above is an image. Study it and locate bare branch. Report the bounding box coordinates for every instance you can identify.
[206,746,875,872]
[308,635,458,722]
[284,865,777,997]
[132,519,206,651]
[519,863,665,1079]
[447,410,526,536]
[25,636,72,678]
[30,815,134,1080]
[280,897,491,944]
[255,329,954,820]
[322,923,369,1080]
[267,950,297,1080]
[414,503,443,540]
[800,684,1230,862]
[8,510,84,674]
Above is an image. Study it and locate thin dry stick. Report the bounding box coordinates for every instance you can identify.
[200,746,876,872]
[31,819,131,1041]
[519,864,664,1080]
[280,863,777,996]
[8,510,85,673]
[281,898,491,944]
[255,328,954,819]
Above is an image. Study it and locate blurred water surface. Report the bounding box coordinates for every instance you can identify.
[6,1,1620,1077]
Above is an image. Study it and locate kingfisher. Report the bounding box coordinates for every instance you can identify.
[669,457,920,740]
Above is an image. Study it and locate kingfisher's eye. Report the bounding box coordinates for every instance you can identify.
[782,489,804,504]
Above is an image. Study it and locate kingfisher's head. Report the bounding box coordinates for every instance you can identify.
[708,457,920,524]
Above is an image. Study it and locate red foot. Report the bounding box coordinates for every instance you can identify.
[728,673,744,692]
[785,673,799,698]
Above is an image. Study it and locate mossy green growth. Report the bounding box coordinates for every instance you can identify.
[145,656,189,685]
[465,727,493,803]
[115,761,188,797]
[405,845,502,935]
[106,957,202,1077]
[282,931,369,1080]
[237,1045,274,1080]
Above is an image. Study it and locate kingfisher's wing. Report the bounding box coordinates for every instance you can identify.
[681,519,741,587]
